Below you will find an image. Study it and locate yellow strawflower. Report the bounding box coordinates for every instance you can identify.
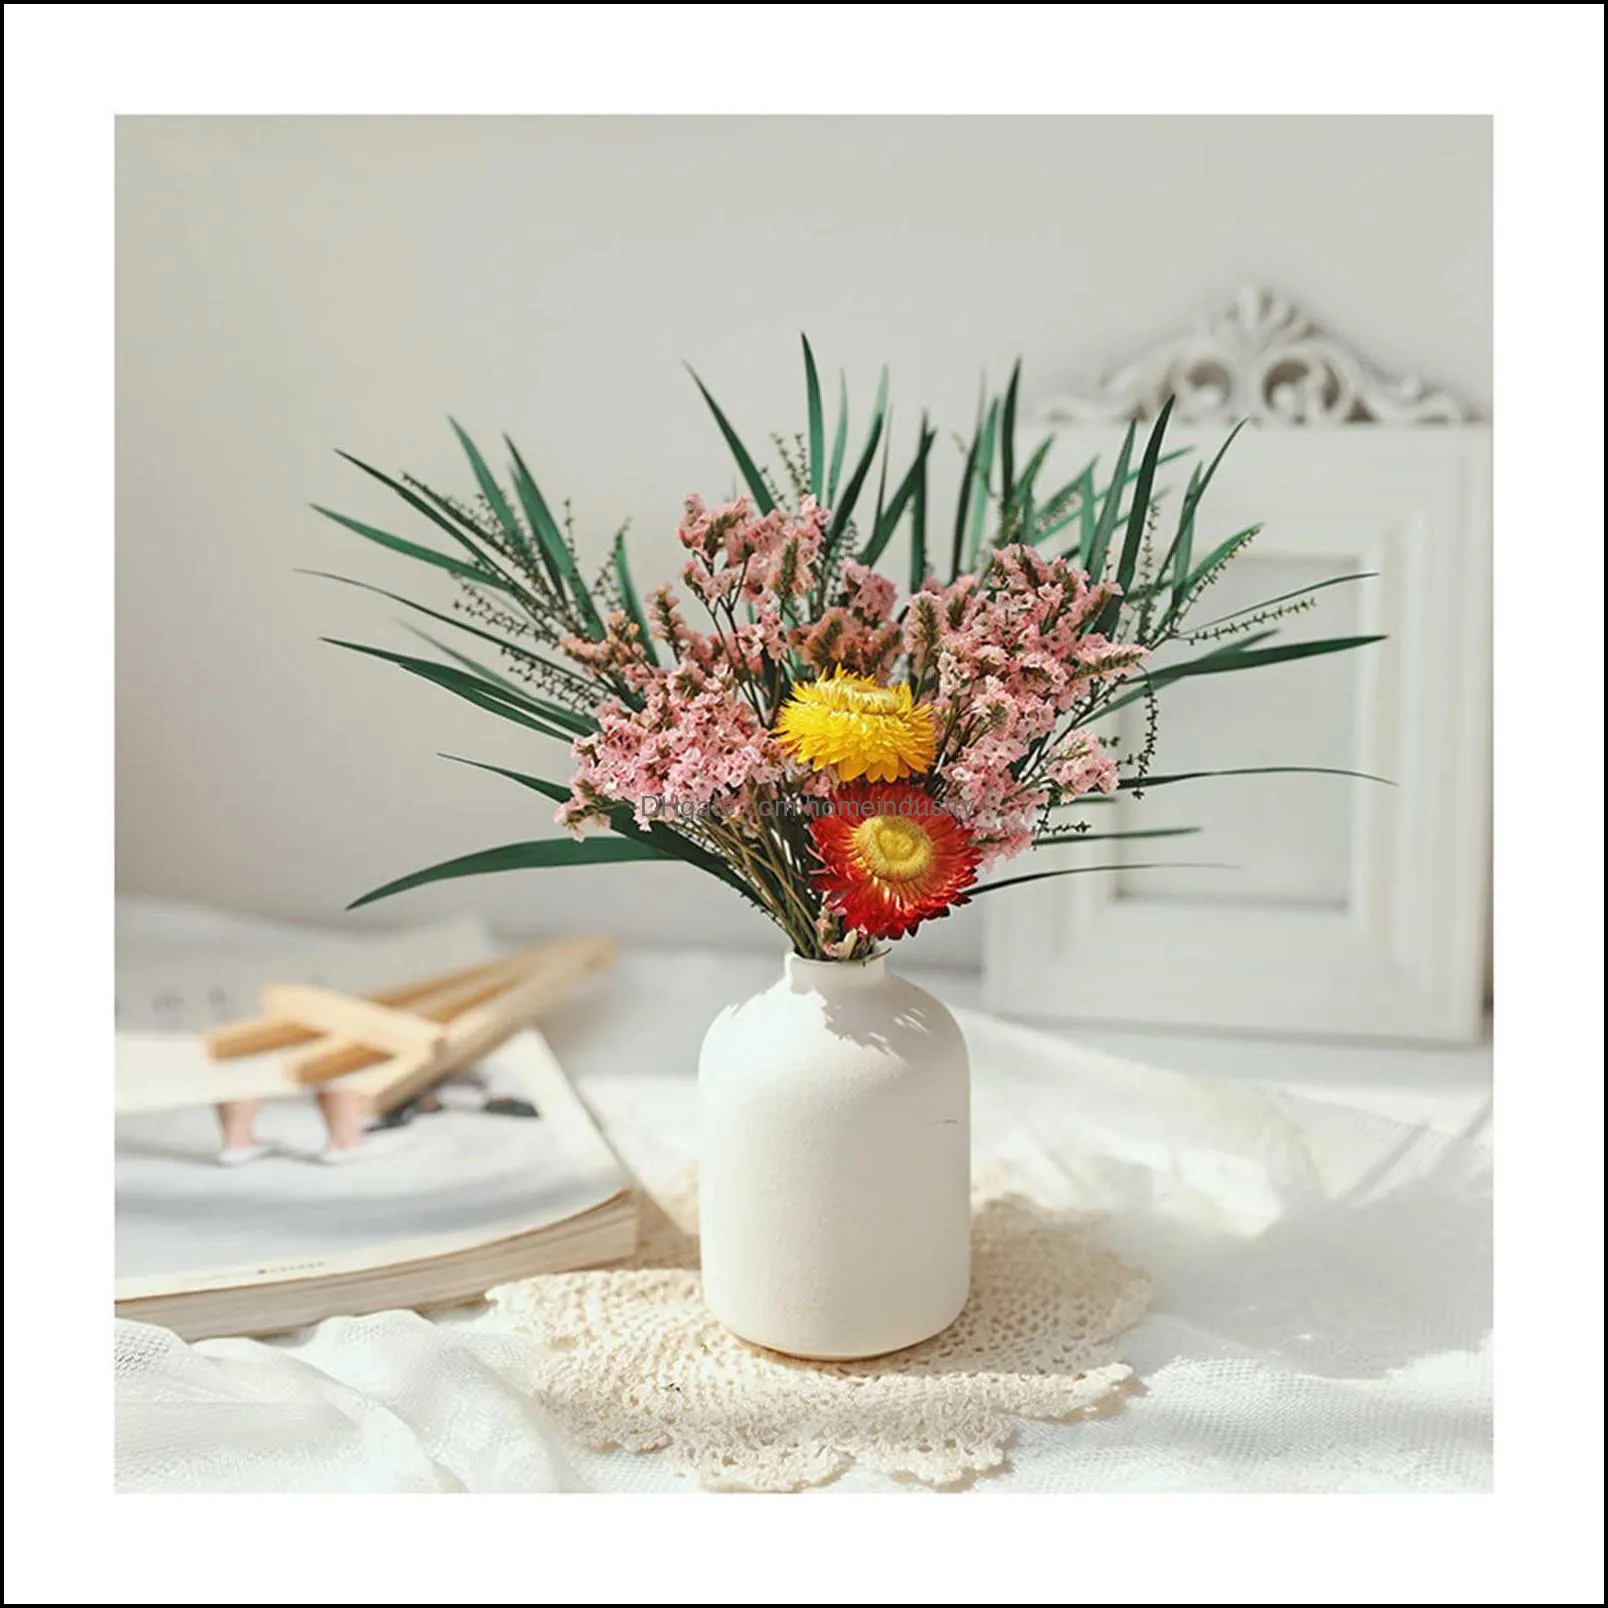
[774,669,937,782]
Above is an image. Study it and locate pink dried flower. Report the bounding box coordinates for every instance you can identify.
[560,611,655,689]
[901,545,1144,863]
[837,559,897,624]
[1047,731,1120,798]
[678,494,827,612]
[561,661,785,831]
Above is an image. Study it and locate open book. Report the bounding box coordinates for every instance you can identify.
[115,920,636,1341]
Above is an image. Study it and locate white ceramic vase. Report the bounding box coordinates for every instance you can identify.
[698,951,972,1359]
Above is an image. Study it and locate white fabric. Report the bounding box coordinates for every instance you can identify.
[113,903,1492,1493]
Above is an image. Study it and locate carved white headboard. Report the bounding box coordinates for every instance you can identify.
[1038,285,1473,428]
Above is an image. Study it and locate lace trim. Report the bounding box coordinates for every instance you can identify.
[491,1174,1151,1490]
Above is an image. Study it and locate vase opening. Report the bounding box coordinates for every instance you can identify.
[784,950,888,991]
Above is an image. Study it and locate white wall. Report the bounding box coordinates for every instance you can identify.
[116,116,1490,964]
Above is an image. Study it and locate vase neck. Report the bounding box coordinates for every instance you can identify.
[785,951,889,992]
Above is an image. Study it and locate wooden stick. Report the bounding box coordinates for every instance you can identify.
[287,954,551,1084]
[257,985,447,1058]
[203,1016,324,1060]
[348,936,615,1114]
[203,954,514,1059]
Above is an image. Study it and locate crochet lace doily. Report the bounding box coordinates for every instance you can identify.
[490,1174,1152,1491]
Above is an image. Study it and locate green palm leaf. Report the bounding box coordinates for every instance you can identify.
[967,861,1231,899]
[1151,462,1202,598]
[331,451,519,586]
[349,836,671,910]
[998,360,1021,514]
[963,397,1000,570]
[1119,764,1394,790]
[802,335,825,501]
[1070,462,1097,556]
[1162,520,1261,628]
[300,570,594,701]
[1028,448,1190,551]
[1083,420,1136,578]
[1167,419,1247,612]
[949,408,985,581]
[441,755,770,911]
[870,408,893,557]
[1005,434,1055,543]
[311,505,511,591]
[1169,633,1386,677]
[689,367,776,514]
[403,627,530,699]
[1098,633,1384,717]
[323,637,590,741]
[909,443,929,593]
[826,367,889,552]
[448,418,530,565]
[612,532,659,666]
[1186,571,1377,633]
[860,421,934,569]
[827,371,850,506]
[1031,825,1201,848]
[503,436,604,638]
[1096,396,1175,633]
[439,755,572,805]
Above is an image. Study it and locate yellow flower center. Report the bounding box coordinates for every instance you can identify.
[852,816,936,884]
[811,678,907,717]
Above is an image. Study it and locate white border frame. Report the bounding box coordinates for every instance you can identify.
[985,427,1491,1043]
[6,6,1603,1600]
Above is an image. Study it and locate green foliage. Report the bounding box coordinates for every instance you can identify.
[611,532,659,667]
[687,369,776,515]
[860,418,933,570]
[1083,420,1136,580]
[962,396,1000,572]
[801,335,825,502]
[968,860,1231,900]
[349,836,673,911]
[440,755,771,912]
[323,637,593,740]
[503,434,603,638]
[823,367,889,567]
[1118,764,1395,790]
[312,503,510,591]
[315,343,1387,928]
[949,405,984,581]
[1094,398,1174,635]
[827,371,850,506]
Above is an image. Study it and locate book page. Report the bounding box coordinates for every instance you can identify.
[114,918,494,1033]
[114,927,628,1299]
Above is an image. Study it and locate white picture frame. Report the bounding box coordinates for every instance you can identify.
[982,421,1491,1044]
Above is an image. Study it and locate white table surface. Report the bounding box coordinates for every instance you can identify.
[920,967,1493,1139]
[114,902,1493,1494]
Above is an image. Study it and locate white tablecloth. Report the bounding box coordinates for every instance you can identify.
[114,903,1492,1493]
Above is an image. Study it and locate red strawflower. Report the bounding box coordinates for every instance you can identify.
[808,781,982,940]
